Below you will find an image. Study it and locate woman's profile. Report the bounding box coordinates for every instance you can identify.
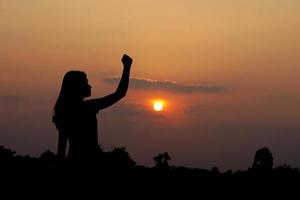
[53,54,132,164]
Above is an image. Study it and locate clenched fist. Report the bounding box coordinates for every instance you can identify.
[121,54,133,68]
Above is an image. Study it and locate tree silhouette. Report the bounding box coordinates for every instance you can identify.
[1,143,300,186]
[0,146,16,161]
[153,152,171,169]
[0,146,16,171]
[252,147,273,174]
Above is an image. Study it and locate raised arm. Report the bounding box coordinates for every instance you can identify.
[87,54,132,111]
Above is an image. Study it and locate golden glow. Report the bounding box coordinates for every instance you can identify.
[152,100,165,112]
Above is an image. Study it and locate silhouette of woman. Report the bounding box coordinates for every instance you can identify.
[53,54,132,163]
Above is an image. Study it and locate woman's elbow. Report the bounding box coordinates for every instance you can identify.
[116,88,127,99]
[117,91,126,100]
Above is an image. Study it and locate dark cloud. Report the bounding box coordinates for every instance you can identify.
[104,77,224,93]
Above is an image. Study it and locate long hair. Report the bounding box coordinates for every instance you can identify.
[53,71,87,130]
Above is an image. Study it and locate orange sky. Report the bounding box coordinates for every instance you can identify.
[1,0,300,170]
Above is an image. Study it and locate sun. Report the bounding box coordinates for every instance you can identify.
[153,101,164,112]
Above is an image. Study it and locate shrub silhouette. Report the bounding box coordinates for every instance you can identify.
[105,147,136,170]
[39,150,57,170]
[1,144,300,183]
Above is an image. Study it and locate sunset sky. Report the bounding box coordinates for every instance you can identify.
[1,0,300,170]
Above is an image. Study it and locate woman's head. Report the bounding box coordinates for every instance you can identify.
[59,71,91,99]
[53,71,91,128]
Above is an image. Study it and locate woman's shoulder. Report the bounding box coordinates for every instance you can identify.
[83,99,100,114]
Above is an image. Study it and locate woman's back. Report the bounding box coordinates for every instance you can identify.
[59,101,99,159]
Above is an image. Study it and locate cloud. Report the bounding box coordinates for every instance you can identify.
[104,77,224,93]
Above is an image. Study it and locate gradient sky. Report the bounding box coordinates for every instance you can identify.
[1,0,300,171]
